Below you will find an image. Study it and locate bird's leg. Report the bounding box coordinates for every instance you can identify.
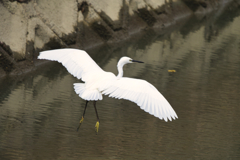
[77,101,88,131]
[93,101,100,134]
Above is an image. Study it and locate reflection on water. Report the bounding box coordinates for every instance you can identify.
[1,7,240,160]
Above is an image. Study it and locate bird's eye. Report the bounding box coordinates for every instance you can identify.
[129,59,132,61]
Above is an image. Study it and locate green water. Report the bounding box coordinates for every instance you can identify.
[1,8,240,160]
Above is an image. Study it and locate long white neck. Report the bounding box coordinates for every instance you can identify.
[117,57,131,79]
[117,64,124,79]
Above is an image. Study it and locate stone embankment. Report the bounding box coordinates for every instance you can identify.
[0,0,239,77]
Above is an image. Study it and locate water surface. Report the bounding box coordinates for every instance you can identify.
[1,8,240,160]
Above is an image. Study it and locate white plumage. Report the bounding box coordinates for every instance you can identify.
[38,48,178,122]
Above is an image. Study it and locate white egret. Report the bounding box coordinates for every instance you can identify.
[38,48,178,133]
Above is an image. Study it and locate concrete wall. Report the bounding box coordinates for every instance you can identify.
[0,0,239,76]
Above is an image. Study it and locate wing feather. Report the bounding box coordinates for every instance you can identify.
[101,77,178,122]
[38,48,104,82]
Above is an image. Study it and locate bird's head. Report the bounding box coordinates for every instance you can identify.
[117,57,144,67]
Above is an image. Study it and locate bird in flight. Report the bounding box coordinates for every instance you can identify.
[38,48,178,133]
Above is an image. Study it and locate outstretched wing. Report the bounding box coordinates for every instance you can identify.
[38,49,104,81]
[101,78,178,121]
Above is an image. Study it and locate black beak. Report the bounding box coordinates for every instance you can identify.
[132,59,144,63]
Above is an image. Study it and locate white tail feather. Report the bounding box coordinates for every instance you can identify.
[74,83,102,101]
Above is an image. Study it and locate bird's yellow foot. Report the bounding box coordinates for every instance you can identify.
[77,116,84,131]
[80,116,84,123]
[95,121,99,134]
